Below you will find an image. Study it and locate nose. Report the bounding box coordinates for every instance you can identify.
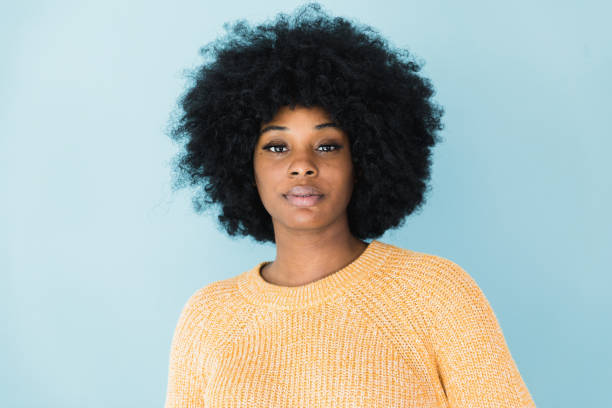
[288,152,318,177]
[289,167,317,177]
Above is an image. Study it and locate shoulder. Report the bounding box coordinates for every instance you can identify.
[173,273,246,332]
[180,272,244,313]
[378,241,469,278]
[374,242,498,333]
[376,241,486,307]
[168,273,252,354]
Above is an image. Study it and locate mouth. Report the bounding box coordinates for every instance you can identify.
[283,194,324,207]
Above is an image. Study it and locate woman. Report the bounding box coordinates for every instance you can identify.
[164,3,536,407]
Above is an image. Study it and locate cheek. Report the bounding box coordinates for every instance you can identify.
[253,161,281,199]
[254,161,273,182]
[327,164,355,202]
[252,155,268,183]
[340,157,355,185]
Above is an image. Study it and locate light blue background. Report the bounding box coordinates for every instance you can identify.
[2,1,610,406]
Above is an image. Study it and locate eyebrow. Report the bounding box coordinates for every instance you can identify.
[259,122,340,135]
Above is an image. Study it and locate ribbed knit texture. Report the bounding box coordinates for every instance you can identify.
[164,240,536,407]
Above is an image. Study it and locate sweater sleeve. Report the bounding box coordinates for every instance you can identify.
[431,261,536,407]
[164,291,209,408]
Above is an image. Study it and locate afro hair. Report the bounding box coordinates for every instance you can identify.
[168,2,444,244]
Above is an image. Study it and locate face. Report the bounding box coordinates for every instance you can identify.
[253,105,355,236]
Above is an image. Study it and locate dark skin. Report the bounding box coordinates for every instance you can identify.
[252,105,368,287]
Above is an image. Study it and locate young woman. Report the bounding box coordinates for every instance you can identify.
[164,3,536,407]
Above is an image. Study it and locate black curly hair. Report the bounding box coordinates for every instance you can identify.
[168,2,444,244]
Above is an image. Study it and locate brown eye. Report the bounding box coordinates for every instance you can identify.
[262,143,341,153]
[317,144,341,152]
[263,144,287,153]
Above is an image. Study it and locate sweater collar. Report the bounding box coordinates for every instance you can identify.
[237,240,391,310]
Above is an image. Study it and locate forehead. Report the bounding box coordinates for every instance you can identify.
[258,105,348,141]
[261,105,333,126]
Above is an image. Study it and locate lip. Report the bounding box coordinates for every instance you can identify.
[284,193,324,207]
[286,185,323,195]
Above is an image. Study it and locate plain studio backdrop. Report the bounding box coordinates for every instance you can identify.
[1,0,610,406]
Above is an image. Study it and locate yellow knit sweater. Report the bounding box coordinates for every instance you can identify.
[164,240,536,407]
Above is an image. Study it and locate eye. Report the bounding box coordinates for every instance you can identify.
[317,144,341,152]
[261,143,342,153]
[263,144,288,153]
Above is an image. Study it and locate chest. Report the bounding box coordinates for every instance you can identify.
[201,304,443,407]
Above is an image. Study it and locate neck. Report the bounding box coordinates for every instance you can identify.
[261,227,368,287]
